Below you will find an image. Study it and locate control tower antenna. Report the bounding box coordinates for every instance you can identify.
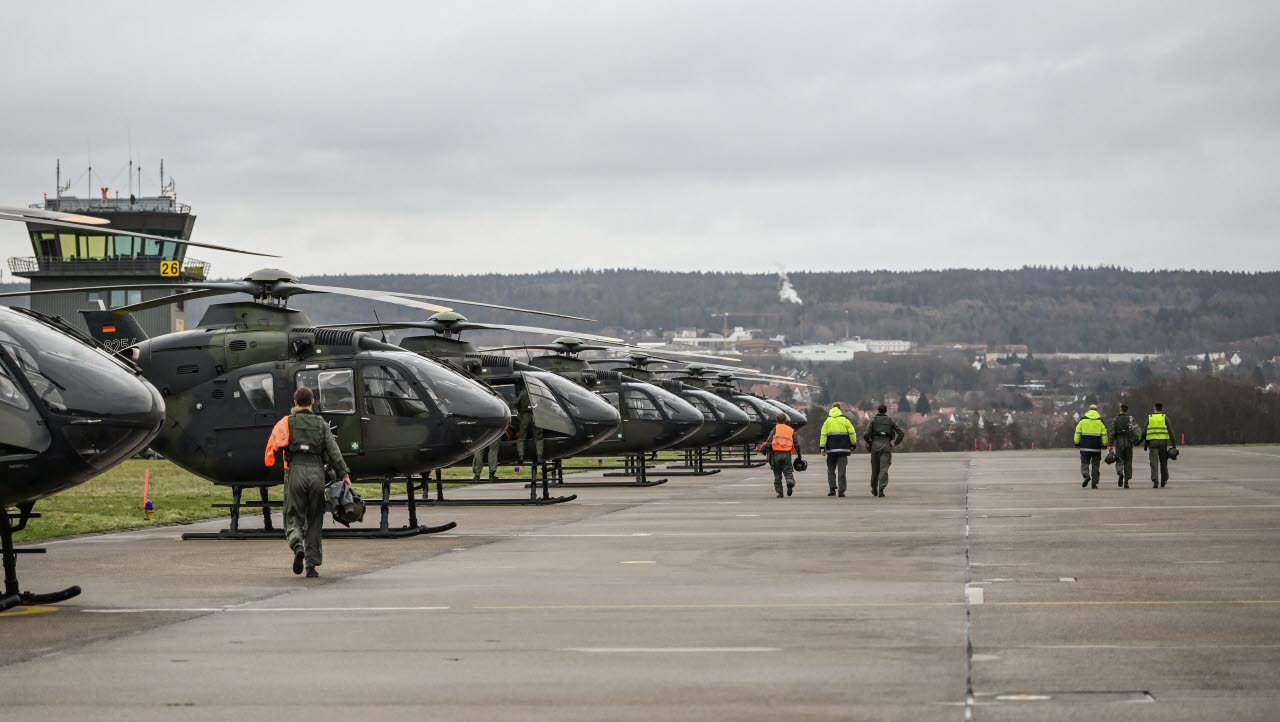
[160,159,164,196]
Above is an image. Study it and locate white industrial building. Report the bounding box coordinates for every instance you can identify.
[780,344,855,362]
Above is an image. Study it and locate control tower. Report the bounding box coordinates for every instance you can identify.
[7,161,205,338]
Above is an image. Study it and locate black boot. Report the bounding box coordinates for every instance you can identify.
[827,490,836,497]
[305,567,319,578]
[1082,478,1090,488]
[292,550,304,575]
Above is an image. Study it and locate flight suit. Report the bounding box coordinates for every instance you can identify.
[767,422,797,496]
[516,386,544,463]
[471,438,500,480]
[1110,413,1142,488]
[1146,412,1175,487]
[277,409,350,571]
[863,413,905,496]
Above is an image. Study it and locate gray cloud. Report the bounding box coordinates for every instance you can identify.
[1,0,1277,279]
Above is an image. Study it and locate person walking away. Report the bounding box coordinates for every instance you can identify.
[1074,404,1109,489]
[863,404,905,497]
[819,403,858,497]
[1145,402,1176,488]
[764,412,798,498]
[265,387,352,578]
[1109,403,1142,488]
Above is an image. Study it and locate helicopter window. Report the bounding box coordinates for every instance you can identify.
[623,390,662,421]
[686,395,714,421]
[400,353,506,418]
[0,341,66,413]
[238,373,275,411]
[0,356,31,411]
[295,368,356,414]
[525,376,571,421]
[734,400,762,421]
[362,365,429,418]
[0,314,153,417]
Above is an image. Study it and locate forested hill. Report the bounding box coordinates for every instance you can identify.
[5,268,1279,352]
[240,268,1280,353]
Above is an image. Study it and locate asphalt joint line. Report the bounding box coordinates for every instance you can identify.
[963,457,976,722]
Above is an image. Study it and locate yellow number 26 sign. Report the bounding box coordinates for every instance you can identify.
[160,260,181,277]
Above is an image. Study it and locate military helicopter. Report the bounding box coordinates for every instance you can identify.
[660,364,818,468]
[485,338,708,487]
[584,352,753,476]
[0,212,604,535]
[0,306,165,612]
[318,312,626,505]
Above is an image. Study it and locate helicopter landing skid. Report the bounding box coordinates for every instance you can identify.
[536,458,670,488]
[182,477,457,540]
[2,504,82,612]
[661,448,726,476]
[418,468,577,506]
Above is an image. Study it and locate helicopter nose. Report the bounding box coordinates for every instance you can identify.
[59,376,165,471]
[444,390,510,451]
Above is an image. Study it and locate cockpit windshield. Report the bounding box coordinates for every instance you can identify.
[397,352,503,417]
[645,384,701,421]
[0,309,152,417]
[0,353,31,411]
[539,373,618,423]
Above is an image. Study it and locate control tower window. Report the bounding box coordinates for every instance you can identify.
[107,290,143,309]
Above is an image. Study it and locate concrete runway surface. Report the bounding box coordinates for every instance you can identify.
[1,447,1278,721]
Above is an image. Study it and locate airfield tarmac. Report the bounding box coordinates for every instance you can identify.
[1,448,1278,721]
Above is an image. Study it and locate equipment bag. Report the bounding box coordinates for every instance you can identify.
[326,483,367,527]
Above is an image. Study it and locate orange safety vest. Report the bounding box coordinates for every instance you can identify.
[264,416,291,469]
[771,423,795,453]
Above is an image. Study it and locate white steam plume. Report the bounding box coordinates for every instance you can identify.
[777,271,803,305]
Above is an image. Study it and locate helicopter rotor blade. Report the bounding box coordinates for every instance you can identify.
[315,320,625,345]
[284,283,452,314]
[108,288,241,315]
[0,211,280,257]
[0,205,111,226]
[463,322,623,344]
[480,344,602,353]
[383,291,595,322]
[0,280,251,301]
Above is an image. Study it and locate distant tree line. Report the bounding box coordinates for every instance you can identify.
[148,267,1280,355]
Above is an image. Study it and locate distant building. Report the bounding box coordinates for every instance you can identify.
[781,344,855,362]
[9,185,202,338]
[840,337,913,354]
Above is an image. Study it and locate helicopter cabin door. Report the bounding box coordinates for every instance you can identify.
[519,373,576,437]
[294,367,363,459]
[357,362,434,456]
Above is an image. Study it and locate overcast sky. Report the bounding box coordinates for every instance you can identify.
[1,1,1277,279]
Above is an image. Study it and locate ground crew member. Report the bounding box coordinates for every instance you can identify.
[471,436,501,481]
[863,403,905,497]
[819,403,857,497]
[1145,402,1176,488]
[265,387,351,578]
[1074,404,1109,489]
[764,411,798,497]
[1109,403,1142,488]
[516,382,543,464]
